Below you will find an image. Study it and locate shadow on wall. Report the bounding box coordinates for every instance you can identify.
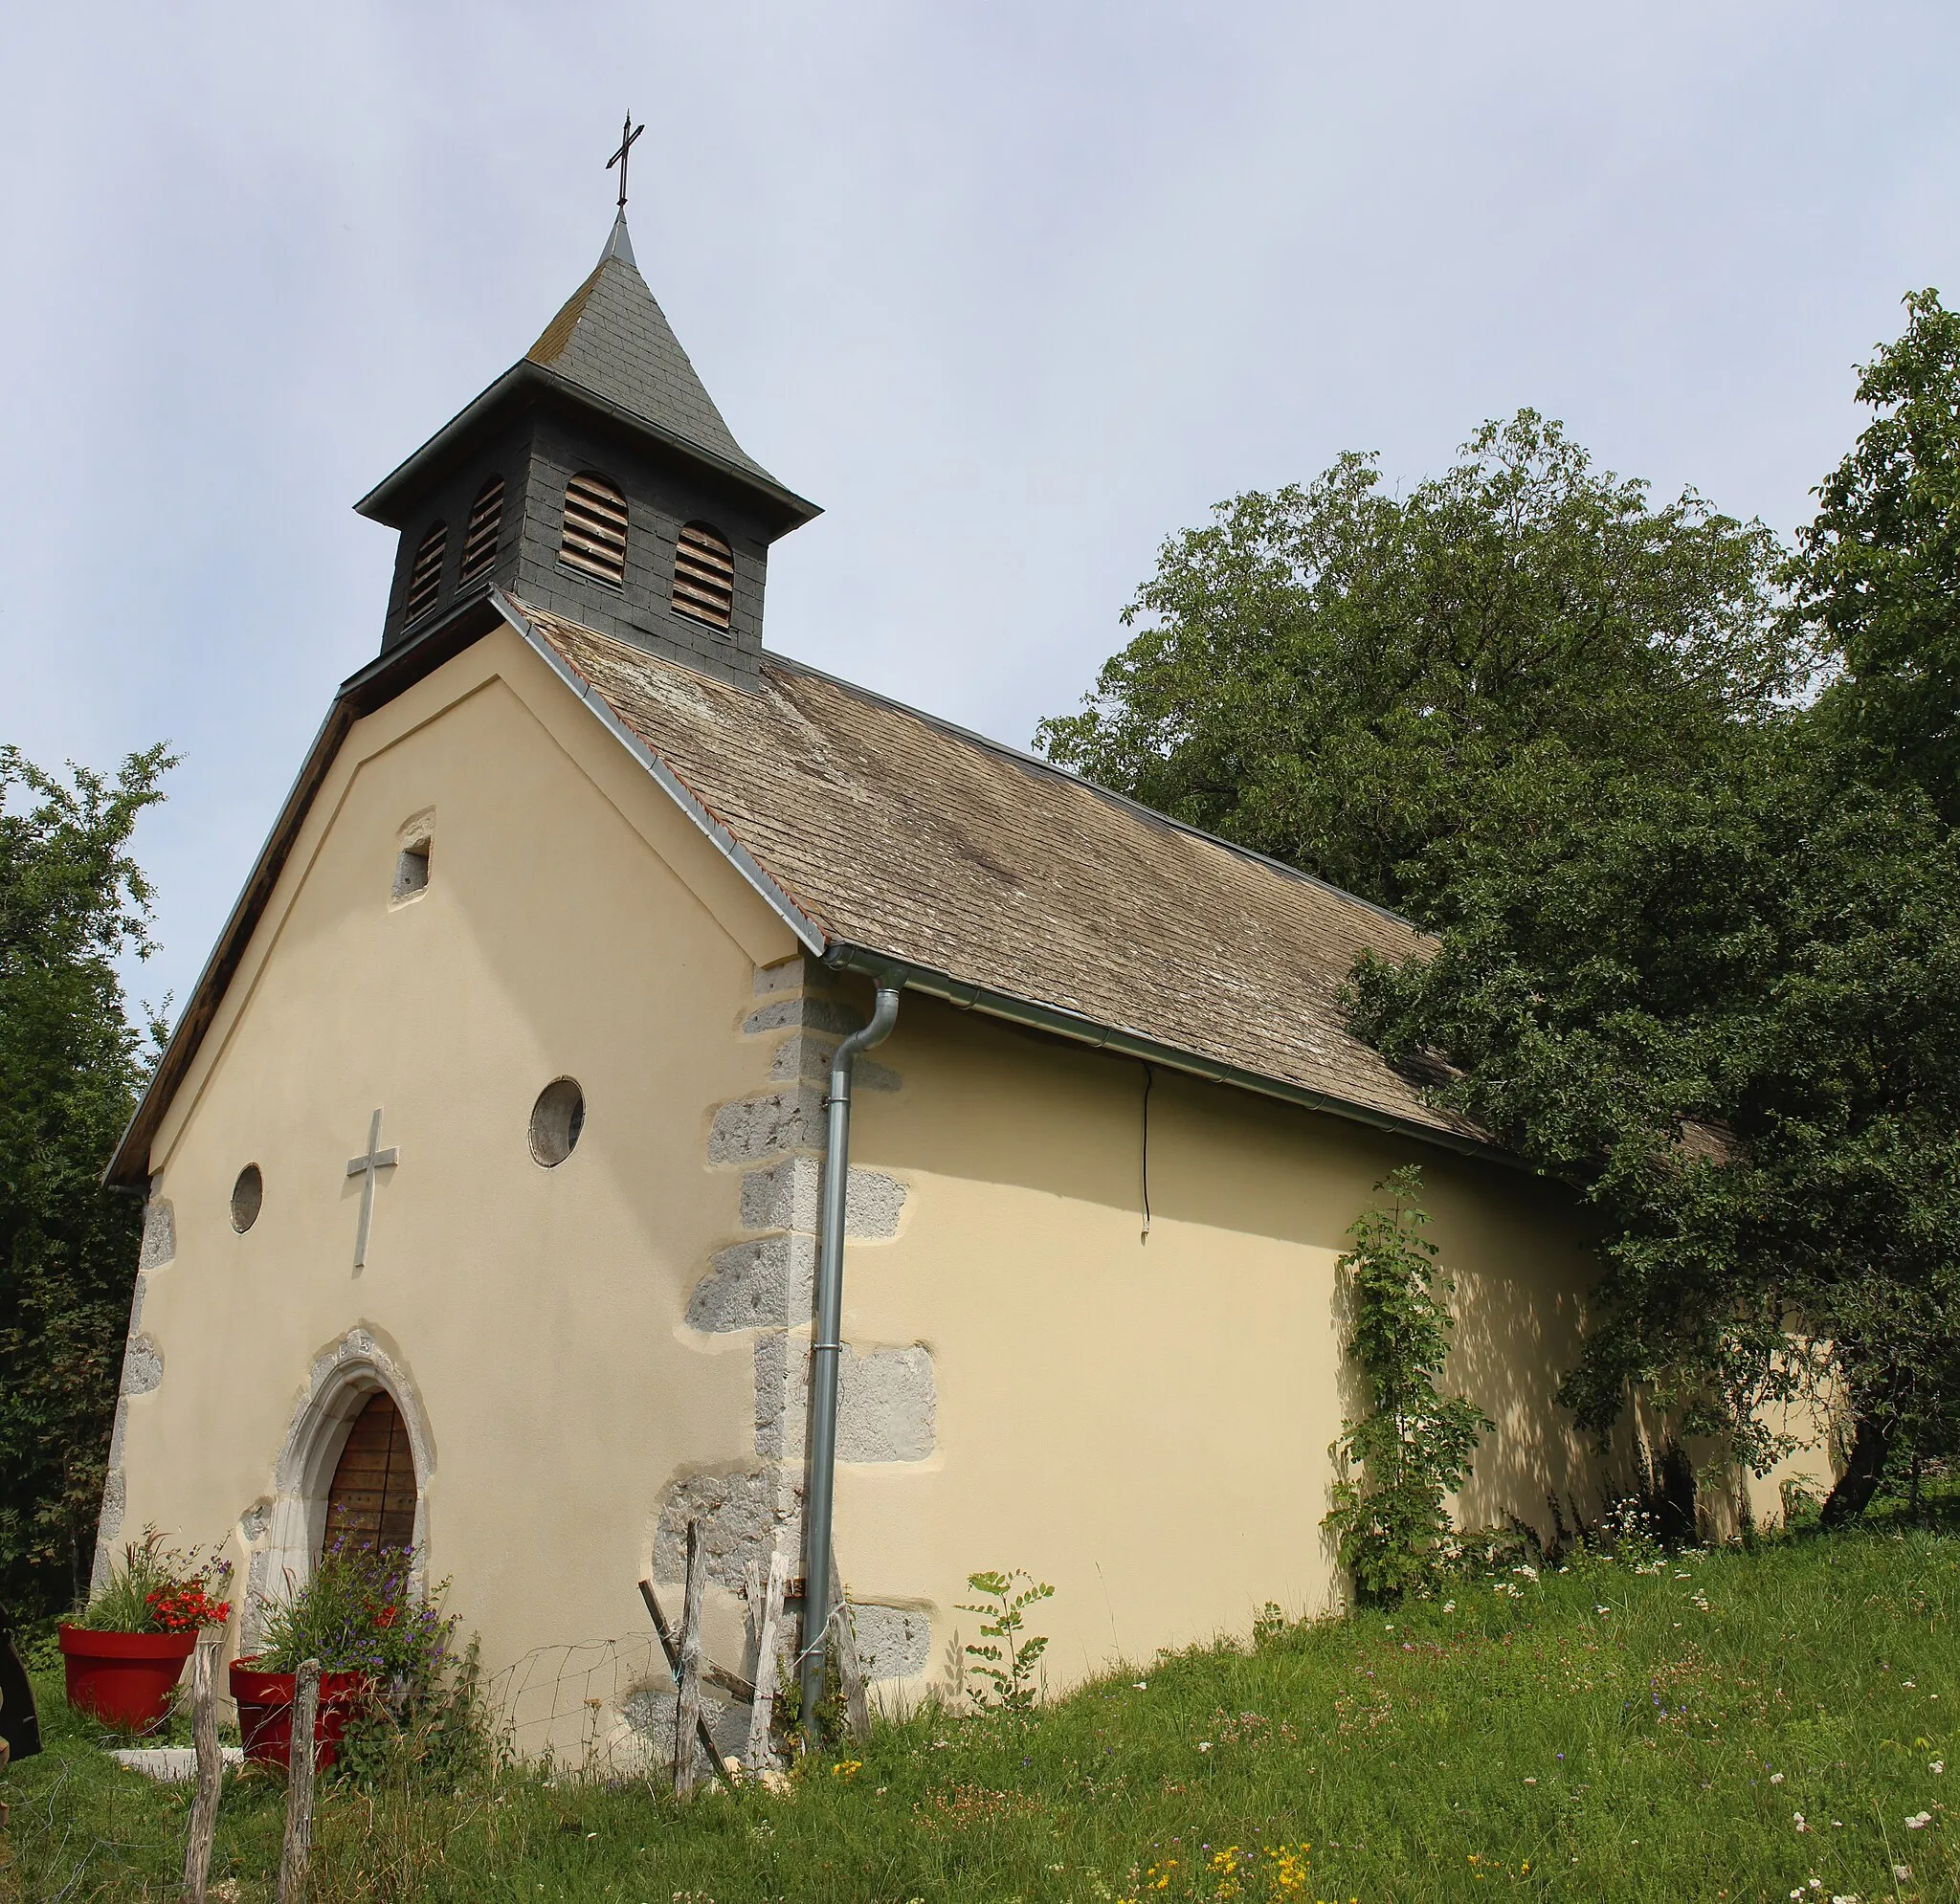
[1351,1161,1639,1546]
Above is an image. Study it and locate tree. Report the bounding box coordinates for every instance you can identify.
[1037,411,1794,914]
[1789,289,1960,824]
[1344,730,1960,1527]
[0,742,171,1614]
[1044,345,1960,1526]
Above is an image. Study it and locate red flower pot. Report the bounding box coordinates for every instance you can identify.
[229,1656,370,1770]
[57,1625,198,1730]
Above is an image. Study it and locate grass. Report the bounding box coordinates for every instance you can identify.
[4,1522,1958,1902]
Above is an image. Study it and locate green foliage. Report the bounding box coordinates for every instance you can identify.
[1322,1169,1490,1603]
[335,1632,495,1789]
[956,1569,1054,1713]
[1041,322,1960,1527]
[67,1524,230,1633]
[1788,288,1960,823]
[11,1528,1960,1901]
[0,742,172,1616]
[1036,411,1791,914]
[254,1541,456,1681]
[1346,708,1960,1516]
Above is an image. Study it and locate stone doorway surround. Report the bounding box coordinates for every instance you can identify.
[243,1327,434,1642]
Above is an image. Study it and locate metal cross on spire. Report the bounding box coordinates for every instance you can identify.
[607,113,645,211]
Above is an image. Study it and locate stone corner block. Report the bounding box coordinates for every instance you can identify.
[654,1469,789,1592]
[739,1157,907,1239]
[139,1197,176,1273]
[121,1334,164,1397]
[847,1603,933,1682]
[756,1339,935,1464]
[708,1085,824,1165]
[687,1232,816,1333]
[752,956,812,998]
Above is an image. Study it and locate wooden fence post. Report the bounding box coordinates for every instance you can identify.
[180,1629,222,1903]
[672,1522,707,1800]
[745,1546,789,1774]
[635,1576,733,1786]
[827,1548,871,1745]
[276,1659,320,1904]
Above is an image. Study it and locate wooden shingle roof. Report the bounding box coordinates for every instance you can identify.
[511,598,1488,1152]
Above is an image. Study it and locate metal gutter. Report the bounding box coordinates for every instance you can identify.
[796,984,902,1736]
[490,590,826,956]
[821,942,1524,1173]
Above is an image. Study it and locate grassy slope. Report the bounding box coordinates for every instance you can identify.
[3,1528,1957,1903]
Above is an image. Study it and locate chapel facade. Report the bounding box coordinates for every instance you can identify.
[100,197,1653,1755]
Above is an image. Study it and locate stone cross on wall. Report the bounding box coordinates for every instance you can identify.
[345,1110,398,1269]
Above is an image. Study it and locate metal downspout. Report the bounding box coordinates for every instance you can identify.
[797,983,902,1737]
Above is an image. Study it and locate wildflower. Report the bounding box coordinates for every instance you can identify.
[1771,1772,1785,1783]
[1133,1681,1148,1691]
[1895,1867,1912,1881]
[1594,1605,1611,1614]
[1442,1601,1456,1612]
[1793,1812,1810,1831]
[1934,1761,1946,1774]
[832,1760,862,1780]
[1524,1777,1536,1784]
[1197,1742,1212,1752]
[1905,1811,1931,1828]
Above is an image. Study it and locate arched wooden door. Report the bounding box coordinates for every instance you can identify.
[323,1390,416,1554]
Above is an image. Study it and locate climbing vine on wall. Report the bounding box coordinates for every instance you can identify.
[1323,1167,1490,1604]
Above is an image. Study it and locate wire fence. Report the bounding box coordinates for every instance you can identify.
[484,1631,755,1780]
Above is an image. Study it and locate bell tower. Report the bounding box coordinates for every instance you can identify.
[354,126,818,691]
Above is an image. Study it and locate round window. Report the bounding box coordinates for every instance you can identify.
[231,1163,264,1232]
[529,1079,585,1166]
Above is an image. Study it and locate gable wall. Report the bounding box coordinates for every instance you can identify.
[111,625,800,1726]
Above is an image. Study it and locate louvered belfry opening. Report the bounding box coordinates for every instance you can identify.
[323,1390,417,1555]
[559,472,629,586]
[458,475,504,584]
[405,520,447,621]
[672,521,734,629]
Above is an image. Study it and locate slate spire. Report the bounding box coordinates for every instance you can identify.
[523,212,776,485]
[357,202,817,691]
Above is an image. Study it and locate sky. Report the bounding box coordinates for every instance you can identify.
[3,2,1957,1015]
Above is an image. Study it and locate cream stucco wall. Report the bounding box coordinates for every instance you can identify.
[828,998,1612,1698]
[114,619,1637,1758]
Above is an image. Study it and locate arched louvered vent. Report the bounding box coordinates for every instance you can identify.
[672,522,734,630]
[458,475,504,584]
[405,520,447,621]
[559,473,628,586]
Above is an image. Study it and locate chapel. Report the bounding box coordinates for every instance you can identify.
[99,175,1637,1754]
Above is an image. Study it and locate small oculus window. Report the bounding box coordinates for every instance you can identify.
[231,1163,263,1233]
[392,838,431,903]
[458,475,505,584]
[672,521,734,630]
[529,1078,585,1166]
[559,473,628,587]
[405,520,447,621]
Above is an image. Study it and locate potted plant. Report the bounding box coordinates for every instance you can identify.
[59,1527,232,1730]
[232,1541,451,1771]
